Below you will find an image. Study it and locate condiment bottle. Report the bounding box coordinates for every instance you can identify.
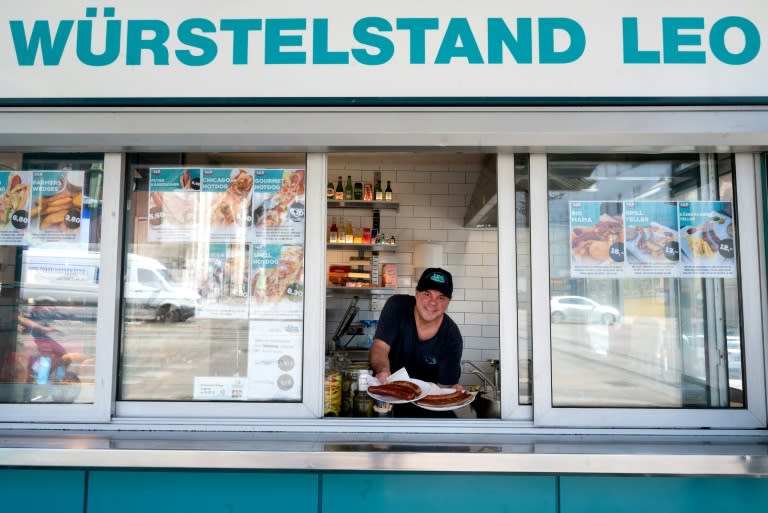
[329,217,338,243]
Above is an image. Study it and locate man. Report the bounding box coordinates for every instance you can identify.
[370,267,464,391]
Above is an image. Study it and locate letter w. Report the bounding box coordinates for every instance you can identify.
[10,20,74,65]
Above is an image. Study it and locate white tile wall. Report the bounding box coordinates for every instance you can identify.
[326,153,500,388]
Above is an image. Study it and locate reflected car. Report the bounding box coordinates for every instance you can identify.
[550,295,620,325]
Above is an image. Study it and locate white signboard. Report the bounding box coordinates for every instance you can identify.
[1,1,767,100]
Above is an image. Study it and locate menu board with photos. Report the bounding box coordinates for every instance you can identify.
[569,200,736,279]
[569,201,625,278]
[0,170,90,246]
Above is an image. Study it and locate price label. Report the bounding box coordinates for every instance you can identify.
[609,242,625,263]
[65,209,81,229]
[718,238,735,259]
[663,241,680,261]
[149,206,164,226]
[10,209,29,229]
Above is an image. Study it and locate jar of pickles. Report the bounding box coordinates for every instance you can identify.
[324,357,342,417]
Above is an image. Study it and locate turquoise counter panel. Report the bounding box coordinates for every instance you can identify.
[322,472,557,513]
[0,469,85,513]
[87,470,318,513]
[561,476,768,513]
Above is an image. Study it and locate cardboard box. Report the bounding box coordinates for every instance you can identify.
[381,263,397,288]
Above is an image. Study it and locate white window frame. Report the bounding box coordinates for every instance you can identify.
[530,152,768,428]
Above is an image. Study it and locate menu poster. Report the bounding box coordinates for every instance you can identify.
[203,168,254,241]
[569,201,624,278]
[624,201,680,277]
[249,244,304,319]
[678,201,736,278]
[0,170,32,245]
[247,320,303,401]
[147,168,201,242]
[251,169,305,244]
[195,242,249,319]
[28,170,84,243]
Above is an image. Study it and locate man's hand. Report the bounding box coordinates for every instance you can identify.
[369,339,391,383]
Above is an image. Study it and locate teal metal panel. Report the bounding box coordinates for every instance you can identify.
[322,472,557,513]
[561,476,768,513]
[87,470,318,513]
[0,469,85,513]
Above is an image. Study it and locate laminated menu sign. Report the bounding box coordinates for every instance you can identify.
[147,168,201,241]
[196,242,250,319]
[678,201,736,278]
[250,169,305,244]
[0,171,31,245]
[624,201,680,277]
[246,320,303,401]
[569,201,624,278]
[249,244,304,319]
[203,168,254,241]
[28,170,85,244]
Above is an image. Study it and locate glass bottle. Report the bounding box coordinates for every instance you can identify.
[353,372,374,417]
[354,177,363,201]
[384,180,393,201]
[335,176,344,200]
[344,220,354,243]
[327,181,335,200]
[324,357,342,417]
[329,217,338,243]
[344,175,353,200]
[374,180,383,200]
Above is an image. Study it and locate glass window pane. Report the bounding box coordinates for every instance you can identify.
[0,153,103,403]
[119,153,306,402]
[547,154,743,408]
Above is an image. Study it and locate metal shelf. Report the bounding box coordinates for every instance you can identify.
[327,286,397,295]
[327,200,399,211]
[327,243,397,252]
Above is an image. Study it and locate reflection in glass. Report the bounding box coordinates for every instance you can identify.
[0,154,103,403]
[548,154,743,408]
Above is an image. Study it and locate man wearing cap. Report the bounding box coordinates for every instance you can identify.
[369,268,464,410]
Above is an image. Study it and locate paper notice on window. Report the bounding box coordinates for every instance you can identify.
[250,169,305,244]
[27,170,85,244]
[193,376,247,401]
[624,201,680,278]
[0,171,32,245]
[248,244,304,319]
[569,201,624,278]
[147,168,202,242]
[246,320,303,401]
[678,201,736,278]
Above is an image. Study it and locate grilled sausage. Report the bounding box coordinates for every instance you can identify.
[368,380,421,401]
[417,390,472,407]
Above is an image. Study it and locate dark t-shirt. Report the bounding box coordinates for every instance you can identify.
[373,294,463,385]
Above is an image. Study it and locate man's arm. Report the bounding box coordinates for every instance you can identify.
[369,339,391,382]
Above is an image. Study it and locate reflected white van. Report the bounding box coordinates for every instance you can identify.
[21,248,199,322]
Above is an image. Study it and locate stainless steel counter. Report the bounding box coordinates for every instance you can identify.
[2,430,768,476]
